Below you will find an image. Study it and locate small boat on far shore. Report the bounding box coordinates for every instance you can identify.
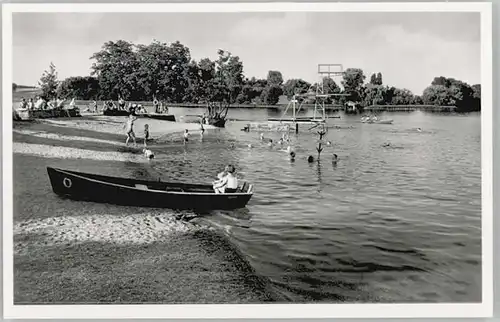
[361,115,393,124]
[47,167,254,211]
[140,113,176,122]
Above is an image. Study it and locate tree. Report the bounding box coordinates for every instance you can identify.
[472,84,481,99]
[261,85,283,105]
[282,78,311,99]
[90,40,139,100]
[422,85,454,106]
[341,68,366,103]
[38,62,58,100]
[267,70,283,86]
[369,72,383,86]
[209,49,244,104]
[423,76,479,112]
[57,76,100,100]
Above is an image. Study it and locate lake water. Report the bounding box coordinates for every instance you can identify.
[14,108,482,303]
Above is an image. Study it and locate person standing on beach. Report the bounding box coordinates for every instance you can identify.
[143,124,150,147]
[124,113,138,146]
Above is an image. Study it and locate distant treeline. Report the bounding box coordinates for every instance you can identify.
[28,39,481,113]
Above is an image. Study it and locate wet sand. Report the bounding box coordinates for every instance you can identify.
[12,116,277,304]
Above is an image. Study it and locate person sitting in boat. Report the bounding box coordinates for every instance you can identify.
[153,97,159,113]
[105,100,116,111]
[143,124,150,147]
[68,97,76,109]
[34,96,45,110]
[143,148,154,159]
[161,101,169,114]
[213,165,238,194]
[28,98,35,110]
[19,98,27,109]
[183,129,189,144]
[118,97,126,111]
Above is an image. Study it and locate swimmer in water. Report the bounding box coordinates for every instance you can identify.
[183,129,189,144]
[247,144,253,148]
[267,139,273,147]
[332,153,338,164]
[260,133,265,141]
[143,148,155,159]
[289,151,296,161]
[326,141,332,146]
[278,138,284,145]
[417,128,422,132]
[307,155,315,163]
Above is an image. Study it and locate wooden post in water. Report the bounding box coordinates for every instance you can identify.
[295,123,299,134]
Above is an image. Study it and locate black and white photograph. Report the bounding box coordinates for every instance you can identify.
[3,2,493,319]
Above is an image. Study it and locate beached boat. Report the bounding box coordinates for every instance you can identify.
[13,107,33,121]
[47,167,254,211]
[141,113,176,122]
[103,109,130,116]
[360,116,393,124]
[267,117,326,124]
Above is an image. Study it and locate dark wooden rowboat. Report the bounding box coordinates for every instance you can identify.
[103,109,130,116]
[141,113,176,122]
[47,167,254,211]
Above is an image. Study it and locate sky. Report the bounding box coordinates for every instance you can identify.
[12,11,481,95]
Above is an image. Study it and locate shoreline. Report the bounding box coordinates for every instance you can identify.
[12,117,278,304]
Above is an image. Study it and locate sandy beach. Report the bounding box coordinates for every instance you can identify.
[13,115,277,304]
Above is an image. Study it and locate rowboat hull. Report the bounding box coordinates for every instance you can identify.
[47,167,253,211]
[141,113,176,122]
[267,117,326,125]
[103,109,130,116]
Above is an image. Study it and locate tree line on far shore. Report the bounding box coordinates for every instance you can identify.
[26,39,481,112]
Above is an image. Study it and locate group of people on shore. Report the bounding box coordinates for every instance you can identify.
[18,96,78,111]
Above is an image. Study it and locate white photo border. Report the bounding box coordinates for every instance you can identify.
[2,2,493,319]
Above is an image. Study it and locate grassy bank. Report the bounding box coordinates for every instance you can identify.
[12,118,278,304]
